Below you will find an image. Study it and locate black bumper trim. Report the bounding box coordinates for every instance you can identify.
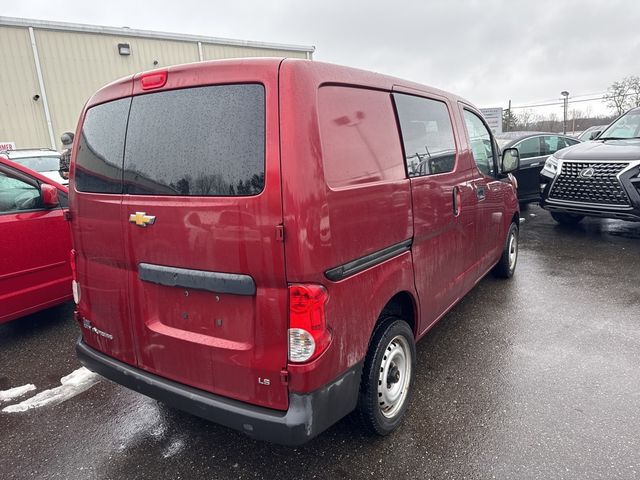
[76,339,362,446]
[138,263,256,296]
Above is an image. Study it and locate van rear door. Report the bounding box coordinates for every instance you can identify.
[72,93,138,366]
[120,67,289,410]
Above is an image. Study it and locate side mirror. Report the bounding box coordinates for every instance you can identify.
[589,130,601,140]
[501,148,520,173]
[41,183,59,208]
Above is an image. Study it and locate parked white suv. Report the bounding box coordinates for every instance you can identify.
[0,149,67,185]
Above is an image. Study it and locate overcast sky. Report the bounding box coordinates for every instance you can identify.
[3,0,640,117]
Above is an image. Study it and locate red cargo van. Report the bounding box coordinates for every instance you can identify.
[71,58,520,445]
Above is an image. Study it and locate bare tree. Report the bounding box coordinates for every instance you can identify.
[517,109,538,130]
[584,105,593,118]
[605,79,632,115]
[627,75,640,108]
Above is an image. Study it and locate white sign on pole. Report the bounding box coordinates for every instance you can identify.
[0,141,16,151]
[479,108,503,134]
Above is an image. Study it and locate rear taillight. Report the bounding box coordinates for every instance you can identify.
[70,249,80,304]
[288,284,331,363]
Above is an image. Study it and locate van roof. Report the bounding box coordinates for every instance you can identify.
[85,58,474,111]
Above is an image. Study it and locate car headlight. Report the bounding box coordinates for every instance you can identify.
[541,155,559,176]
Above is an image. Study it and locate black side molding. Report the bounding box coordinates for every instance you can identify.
[324,239,412,282]
[138,263,256,296]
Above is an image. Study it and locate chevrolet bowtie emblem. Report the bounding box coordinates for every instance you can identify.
[129,212,156,227]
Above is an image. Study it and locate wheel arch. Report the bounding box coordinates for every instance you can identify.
[511,211,520,227]
[377,291,418,338]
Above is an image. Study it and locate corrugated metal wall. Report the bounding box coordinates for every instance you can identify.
[0,21,312,150]
[201,44,307,60]
[0,27,50,148]
[35,30,201,145]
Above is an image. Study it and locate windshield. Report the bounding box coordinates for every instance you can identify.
[495,137,511,149]
[11,155,60,172]
[599,111,640,139]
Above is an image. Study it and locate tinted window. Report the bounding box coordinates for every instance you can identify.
[0,172,41,213]
[318,86,405,188]
[463,110,495,176]
[124,84,265,196]
[394,94,457,177]
[541,135,573,155]
[75,98,131,193]
[515,137,541,159]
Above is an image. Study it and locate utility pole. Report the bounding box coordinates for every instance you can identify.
[561,91,569,134]
[507,99,511,132]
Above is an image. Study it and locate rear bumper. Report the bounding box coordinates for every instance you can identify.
[76,338,362,446]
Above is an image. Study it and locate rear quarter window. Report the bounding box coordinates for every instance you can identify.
[318,86,405,188]
[123,84,265,196]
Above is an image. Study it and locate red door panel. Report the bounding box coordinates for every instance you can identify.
[72,194,137,364]
[0,209,71,323]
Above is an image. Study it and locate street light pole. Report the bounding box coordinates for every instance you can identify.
[561,91,569,134]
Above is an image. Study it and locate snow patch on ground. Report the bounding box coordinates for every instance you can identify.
[2,367,99,413]
[162,437,186,459]
[0,384,37,402]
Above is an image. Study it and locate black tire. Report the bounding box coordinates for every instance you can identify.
[492,222,519,278]
[357,316,416,436]
[551,212,584,225]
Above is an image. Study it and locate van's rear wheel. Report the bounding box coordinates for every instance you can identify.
[492,222,518,278]
[357,316,415,435]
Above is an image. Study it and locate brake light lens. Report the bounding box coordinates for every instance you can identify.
[70,249,80,304]
[288,284,330,363]
[140,71,167,90]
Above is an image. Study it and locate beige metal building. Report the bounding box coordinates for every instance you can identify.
[0,17,314,150]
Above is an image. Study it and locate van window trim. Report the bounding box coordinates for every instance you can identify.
[460,105,499,179]
[391,92,460,179]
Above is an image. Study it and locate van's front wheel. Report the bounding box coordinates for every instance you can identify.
[357,317,416,435]
[492,222,519,278]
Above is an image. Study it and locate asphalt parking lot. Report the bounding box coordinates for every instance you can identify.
[1,204,639,480]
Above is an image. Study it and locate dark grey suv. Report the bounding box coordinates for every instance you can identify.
[540,108,640,224]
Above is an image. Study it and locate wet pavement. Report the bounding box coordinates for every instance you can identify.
[1,205,639,480]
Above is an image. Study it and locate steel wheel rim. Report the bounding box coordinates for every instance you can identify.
[508,230,518,270]
[378,335,412,419]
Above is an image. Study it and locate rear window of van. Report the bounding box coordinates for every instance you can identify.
[75,84,265,196]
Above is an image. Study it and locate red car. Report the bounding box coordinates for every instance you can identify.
[72,59,520,445]
[0,156,72,324]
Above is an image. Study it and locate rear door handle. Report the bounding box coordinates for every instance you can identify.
[476,185,486,201]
